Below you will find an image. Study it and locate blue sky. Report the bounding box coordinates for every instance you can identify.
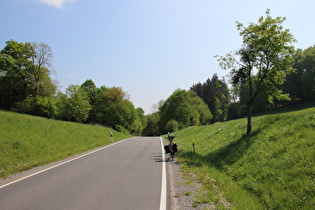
[1,0,314,114]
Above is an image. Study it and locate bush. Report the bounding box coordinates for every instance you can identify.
[32,97,57,118]
[55,85,91,123]
[14,96,34,114]
[115,125,130,134]
[165,119,179,132]
[14,96,57,118]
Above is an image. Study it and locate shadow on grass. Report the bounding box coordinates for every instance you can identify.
[178,129,261,171]
[253,101,315,117]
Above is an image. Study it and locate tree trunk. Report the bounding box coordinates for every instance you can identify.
[246,102,253,135]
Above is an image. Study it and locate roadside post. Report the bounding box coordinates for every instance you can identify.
[110,132,113,142]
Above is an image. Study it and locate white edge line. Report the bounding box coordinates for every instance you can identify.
[159,137,167,210]
[0,137,136,189]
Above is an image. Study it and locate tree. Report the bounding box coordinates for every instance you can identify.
[301,46,315,100]
[30,42,54,98]
[159,89,212,133]
[81,79,99,105]
[0,40,34,109]
[104,86,129,103]
[289,45,315,101]
[134,107,147,135]
[188,90,213,125]
[281,49,304,102]
[0,40,57,115]
[165,119,179,132]
[80,80,110,124]
[56,85,91,123]
[88,86,140,134]
[216,9,295,134]
[190,74,230,122]
[143,112,160,136]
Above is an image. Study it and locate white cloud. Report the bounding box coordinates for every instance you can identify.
[39,0,77,9]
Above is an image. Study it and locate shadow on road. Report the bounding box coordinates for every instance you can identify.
[152,153,176,162]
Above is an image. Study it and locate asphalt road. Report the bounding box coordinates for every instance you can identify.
[0,137,168,210]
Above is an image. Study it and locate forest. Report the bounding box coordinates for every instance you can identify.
[1,12,314,136]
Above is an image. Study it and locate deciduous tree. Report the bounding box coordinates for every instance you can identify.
[30,42,54,98]
[216,9,295,134]
[159,89,212,133]
[0,40,34,109]
[0,40,56,113]
[56,85,91,123]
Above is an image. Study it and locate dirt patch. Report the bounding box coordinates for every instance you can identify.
[168,159,231,210]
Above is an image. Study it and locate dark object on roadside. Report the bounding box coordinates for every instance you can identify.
[172,143,177,153]
[164,145,170,154]
[168,135,175,143]
[164,143,178,161]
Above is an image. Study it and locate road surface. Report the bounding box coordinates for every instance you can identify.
[0,137,169,210]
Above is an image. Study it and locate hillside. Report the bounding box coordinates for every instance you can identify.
[0,110,131,178]
[173,103,315,209]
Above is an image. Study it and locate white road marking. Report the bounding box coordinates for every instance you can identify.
[0,137,136,189]
[159,137,167,210]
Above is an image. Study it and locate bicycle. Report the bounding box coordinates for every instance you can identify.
[164,135,178,161]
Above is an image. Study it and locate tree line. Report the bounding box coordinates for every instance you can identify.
[144,38,315,135]
[0,40,146,135]
[144,11,315,135]
[1,10,314,136]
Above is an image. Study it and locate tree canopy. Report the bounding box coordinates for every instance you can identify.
[190,74,230,123]
[159,89,212,133]
[0,40,56,113]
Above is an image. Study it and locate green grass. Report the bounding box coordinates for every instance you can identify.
[173,102,315,209]
[0,110,131,178]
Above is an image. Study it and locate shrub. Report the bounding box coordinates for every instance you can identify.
[165,119,179,132]
[115,125,130,134]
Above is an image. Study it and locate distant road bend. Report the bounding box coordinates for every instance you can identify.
[0,137,168,210]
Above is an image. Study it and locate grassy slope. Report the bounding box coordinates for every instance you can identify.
[173,103,315,209]
[0,110,131,178]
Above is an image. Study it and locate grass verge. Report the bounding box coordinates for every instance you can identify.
[0,110,131,178]
[173,103,315,209]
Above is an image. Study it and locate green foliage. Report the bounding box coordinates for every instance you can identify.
[136,107,147,133]
[282,45,315,102]
[33,96,57,118]
[216,9,296,134]
[29,42,55,98]
[0,40,35,109]
[227,101,243,120]
[0,110,131,178]
[56,85,91,123]
[174,103,315,209]
[99,96,135,131]
[191,74,230,123]
[14,96,57,118]
[0,40,56,111]
[165,119,179,132]
[81,84,144,135]
[115,125,130,134]
[159,89,212,133]
[80,79,104,107]
[299,45,315,100]
[2,37,314,137]
[143,112,160,136]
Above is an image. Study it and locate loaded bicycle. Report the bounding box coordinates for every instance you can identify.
[164,134,177,161]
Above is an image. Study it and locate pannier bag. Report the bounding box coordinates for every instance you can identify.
[164,145,170,154]
[172,143,178,153]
